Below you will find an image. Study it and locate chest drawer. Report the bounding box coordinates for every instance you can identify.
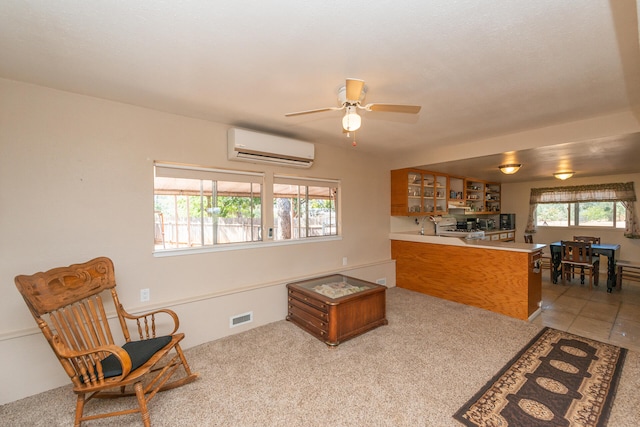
[288,289,329,312]
[288,296,329,320]
[287,305,328,334]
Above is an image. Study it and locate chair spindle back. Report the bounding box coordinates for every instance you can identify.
[14,257,120,386]
[561,240,594,264]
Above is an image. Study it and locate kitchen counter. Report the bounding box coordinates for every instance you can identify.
[389,231,546,253]
[482,229,516,242]
[390,232,544,321]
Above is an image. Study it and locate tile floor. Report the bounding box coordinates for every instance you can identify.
[532,275,640,353]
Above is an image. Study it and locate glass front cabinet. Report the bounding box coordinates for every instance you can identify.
[391,169,449,216]
[406,170,422,214]
[391,169,500,216]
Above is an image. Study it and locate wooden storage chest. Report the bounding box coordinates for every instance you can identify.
[286,274,388,346]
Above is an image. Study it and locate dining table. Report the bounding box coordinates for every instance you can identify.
[549,241,621,292]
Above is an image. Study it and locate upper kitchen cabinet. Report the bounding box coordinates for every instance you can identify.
[391,169,421,215]
[465,179,485,212]
[424,173,448,215]
[391,169,448,216]
[485,183,501,213]
[447,175,465,209]
[391,170,499,216]
[464,179,501,214]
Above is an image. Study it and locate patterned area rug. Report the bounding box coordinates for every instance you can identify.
[454,327,627,427]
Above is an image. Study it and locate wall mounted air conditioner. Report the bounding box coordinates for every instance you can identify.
[227,128,314,168]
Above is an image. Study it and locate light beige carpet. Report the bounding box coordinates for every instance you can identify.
[2,287,638,426]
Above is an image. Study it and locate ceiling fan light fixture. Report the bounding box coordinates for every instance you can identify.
[342,106,361,132]
[499,163,522,174]
[554,171,574,180]
[286,78,421,135]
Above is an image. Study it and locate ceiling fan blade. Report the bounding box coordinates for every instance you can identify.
[365,103,422,114]
[285,106,341,117]
[345,79,365,102]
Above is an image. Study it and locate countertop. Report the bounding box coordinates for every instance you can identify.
[482,229,514,234]
[389,231,546,253]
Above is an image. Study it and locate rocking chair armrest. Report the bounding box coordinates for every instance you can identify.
[119,306,180,336]
[53,338,133,380]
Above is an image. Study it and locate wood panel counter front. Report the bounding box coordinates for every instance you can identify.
[390,233,545,321]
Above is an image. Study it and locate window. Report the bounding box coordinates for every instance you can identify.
[273,175,339,240]
[535,202,626,228]
[153,163,342,253]
[154,163,263,250]
[528,182,636,234]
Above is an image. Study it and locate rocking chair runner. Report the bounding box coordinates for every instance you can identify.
[14,257,198,426]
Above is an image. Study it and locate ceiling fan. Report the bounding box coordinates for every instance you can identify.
[285,78,421,134]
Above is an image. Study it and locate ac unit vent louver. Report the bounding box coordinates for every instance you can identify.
[227,128,314,168]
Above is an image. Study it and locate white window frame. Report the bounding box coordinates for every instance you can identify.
[535,201,626,228]
[272,175,340,241]
[153,163,341,257]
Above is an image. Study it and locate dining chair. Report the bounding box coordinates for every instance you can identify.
[573,235,601,244]
[560,240,600,289]
[571,236,601,278]
[14,257,198,426]
[523,234,552,280]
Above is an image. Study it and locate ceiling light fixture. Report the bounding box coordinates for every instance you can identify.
[498,164,522,174]
[342,105,361,132]
[554,171,574,180]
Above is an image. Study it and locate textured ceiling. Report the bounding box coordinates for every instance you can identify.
[1,1,639,179]
[418,133,640,183]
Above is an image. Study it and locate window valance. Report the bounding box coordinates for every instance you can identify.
[525,181,639,239]
[529,182,636,204]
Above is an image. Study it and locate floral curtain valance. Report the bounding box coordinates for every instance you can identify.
[530,182,636,204]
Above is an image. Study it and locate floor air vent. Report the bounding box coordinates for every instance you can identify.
[230,311,253,328]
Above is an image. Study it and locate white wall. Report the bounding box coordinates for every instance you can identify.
[0,78,395,404]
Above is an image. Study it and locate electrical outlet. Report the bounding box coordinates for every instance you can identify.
[140,288,150,302]
[342,257,348,266]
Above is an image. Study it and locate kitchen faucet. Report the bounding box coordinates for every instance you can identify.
[416,216,434,235]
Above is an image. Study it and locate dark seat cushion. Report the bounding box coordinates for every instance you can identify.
[100,335,172,379]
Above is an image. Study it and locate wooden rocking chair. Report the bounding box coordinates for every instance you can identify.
[14,257,198,426]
